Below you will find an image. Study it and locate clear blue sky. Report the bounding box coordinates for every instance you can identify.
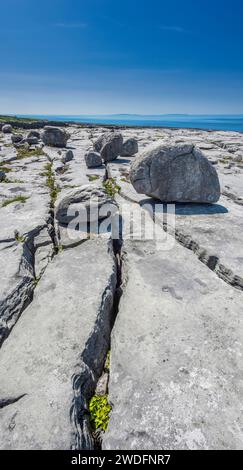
[0,0,243,115]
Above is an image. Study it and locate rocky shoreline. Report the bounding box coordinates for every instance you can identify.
[0,122,242,450]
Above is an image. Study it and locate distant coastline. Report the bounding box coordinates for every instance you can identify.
[1,113,243,132]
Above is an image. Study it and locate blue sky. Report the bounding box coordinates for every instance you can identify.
[0,0,243,115]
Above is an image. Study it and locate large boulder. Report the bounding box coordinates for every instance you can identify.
[42,126,69,148]
[121,138,138,157]
[85,150,102,168]
[94,132,123,162]
[55,184,117,224]
[2,124,12,134]
[130,142,220,203]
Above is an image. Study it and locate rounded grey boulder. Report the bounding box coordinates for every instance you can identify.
[94,132,123,162]
[42,126,69,148]
[2,124,12,134]
[85,150,102,168]
[11,134,23,144]
[121,138,138,157]
[130,142,221,203]
[55,184,117,224]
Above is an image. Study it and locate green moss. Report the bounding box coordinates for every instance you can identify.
[16,147,44,160]
[42,163,61,207]
[88,174,99,182]
[89,395,111,432]
[2,195,29,207]
[0,115,39,124]
[103,178,121,197]
[15,232,25,243]
[104,351,110,371]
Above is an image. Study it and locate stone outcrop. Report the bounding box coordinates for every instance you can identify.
[130,142,220,202]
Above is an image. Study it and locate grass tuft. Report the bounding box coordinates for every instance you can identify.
[2,195,29,207]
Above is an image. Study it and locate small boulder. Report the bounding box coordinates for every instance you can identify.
[27,130,40,139]
[121,138,138,156]
[25,136,39,145]
[130,142,220,203]
[94,132,123,162]
[55,184,117,224]
[42,126,69,148]
[85,151,102,168]
[0,170,6,182]
[61,149,74,164]
[2,124,12,134]
[11,134,23,144]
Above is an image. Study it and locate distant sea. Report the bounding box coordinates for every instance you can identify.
[17,114,243,132]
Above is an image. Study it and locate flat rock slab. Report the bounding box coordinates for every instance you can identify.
[0,238,116,449]
[108,162,243,289]
[103,231,243,450]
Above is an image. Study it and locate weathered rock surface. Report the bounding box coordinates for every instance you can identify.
[121,138,138,156]
[55,184,117,224]
[0,239,116,449]
[85,150,102,168]
[94,132,123,162]
[27,130,40,139]
[130,143,220,203]
[42,126,69,148]
[103,204,243,450]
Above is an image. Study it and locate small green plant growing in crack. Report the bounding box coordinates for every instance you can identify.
[103,178,121,197]
[88,174,99,182]
[14,230,25,243]
[89,394,111,432]
[54,244,63,255]
[2,195,29,208]
[41,163,61,207]
[34,276,41,286]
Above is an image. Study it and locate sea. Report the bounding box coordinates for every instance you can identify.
[16,114,243,133]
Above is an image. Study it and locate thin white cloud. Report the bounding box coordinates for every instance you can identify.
[55,22,87,28]
[160,25,188,33]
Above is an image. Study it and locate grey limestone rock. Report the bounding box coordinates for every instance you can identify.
[121,138,138,157]
[130,142,220,203]
[42,126,69,148]
[85,150,102,168]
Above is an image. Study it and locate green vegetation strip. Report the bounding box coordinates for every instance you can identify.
[103,178,121,197]
[41,162,61,207]
[2,195,29,207]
